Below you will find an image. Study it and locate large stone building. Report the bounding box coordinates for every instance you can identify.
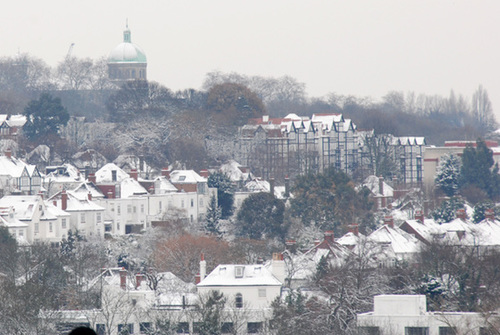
[108,23,147,84]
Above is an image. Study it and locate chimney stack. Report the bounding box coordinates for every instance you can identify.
[269,178,275,197]
[415,210,424,223]
[119,268,127,290]
[485,209,495,221]
[271,253,285,283]
[5,148,11,159]
[130,169,138,181]
[200,253,206,282]
[199,169,209,179]
[324,230,334,243]
[348,224,359,236]
[384,215,394,228]
[88,191,92,201]
[38,191,44,200]
[107,191,114,199]
[61,190,68,210]
[285,239,297,252]
[284,175,290,198]
[162,168,170,178]
[88,173,96,184]
[379,176,386,208]
[456,209,466,220]
[135,274,145,289]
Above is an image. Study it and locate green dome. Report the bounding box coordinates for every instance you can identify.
[108,26,147,63]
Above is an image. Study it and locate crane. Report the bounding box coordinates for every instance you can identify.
[66,43,75,60]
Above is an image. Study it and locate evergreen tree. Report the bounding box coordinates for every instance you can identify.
[236,192,286,240]
[431,197,465,223]
[208,172,235,219]
[435,153,461,196]
[23,93,70,142]
[204,195,223,237]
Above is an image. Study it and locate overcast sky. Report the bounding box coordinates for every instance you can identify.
[2,1,499,120]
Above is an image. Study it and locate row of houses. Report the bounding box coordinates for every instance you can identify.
[237,113,426,185]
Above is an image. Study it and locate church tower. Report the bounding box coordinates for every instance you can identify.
[108,22,147,85]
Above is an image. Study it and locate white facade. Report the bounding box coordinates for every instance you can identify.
[358,295,497,335]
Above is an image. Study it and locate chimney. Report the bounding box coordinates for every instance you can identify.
[199,169,209,179]
[314,239,321,247]
[88,173,96,184]
[119,269,127,290]
[379,176,386,208]
[200,253,206,282]
[284,175,290,198]
[485,209,495,221]
[384,215,394,228]
[61,190,68,211]
[324,230,334,243]
[38,191,44,200]
[256,257,264,264]
[348,224,359,236]
[87,191,92,201]
[111,170,117,182]
[135,274,144,289]
[285,239,297,252]
[84,165,90,179]
[195,273,201,284]
[148,185,155,194]
[456,209,466,220]
[130,169,138,181]
[415,210,424,223]
[271,253,285,284]
[107,191,114,199]
[5,148,11,159]
[269,178,275,197]
[161,168,170,178]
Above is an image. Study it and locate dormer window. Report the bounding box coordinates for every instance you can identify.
[179,176,186,181]
[235,266,244,278]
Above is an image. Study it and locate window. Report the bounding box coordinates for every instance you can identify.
[247,322,262,334]
[110,203,114,212]
[235,293,243,308]
[81,213,86,223]
[405,327,429,335]
[191,199,194,207]
[176,322,189,334]
[221,323,234,334]
[133,206,136,213]
[439,327,457,335]
[193,322,202,333]
[62,218,67,229]
[127,205,132,213]
[117,205,121,215]
[118,323,134,334]
[96,324,106,335]
[235,266,244,278]
[190,215,193,223]
[96,213,102,223]
[258,288,266,298]
[141,204,144,213]
[49,222,53,233]
[139,323,151,333]
[358,327,380,335]
[181,200,184,208]
[35,222,39,233]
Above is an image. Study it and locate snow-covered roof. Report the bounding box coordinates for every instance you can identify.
[6,114,27,127]
[45,164,82,183]
[0,155,32,178]
[113,154,152,174]
[95,163,130,183]
[361,175,394,197]
[153,176,178,193]
[368,224,421,256]
[0,195,41,220]
[219,160,252,182]
[71,182,105,200]
[198,264,282,287]
[169,170,206,183]
[401,218,444,243]
[119,177,148,198]
[49,191,104,212]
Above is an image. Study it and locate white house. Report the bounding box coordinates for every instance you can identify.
[358,295,498,335]
[0,150,42,195]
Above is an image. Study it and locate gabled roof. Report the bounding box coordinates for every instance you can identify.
[153,176,179,193]
[45,164,82,183]
[48,191,104,212]
[71,182,105,200]
[219,160,252,182]
[170,170,206,184]
[0,155,34,178]
[368,224,421,255]
[95,163,130,183]
[119,178,148,198]
[198,264,282,287]
[361,175,394,197]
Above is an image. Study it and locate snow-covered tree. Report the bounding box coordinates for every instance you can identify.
[204,195,223,237]
[435,153,461,196]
